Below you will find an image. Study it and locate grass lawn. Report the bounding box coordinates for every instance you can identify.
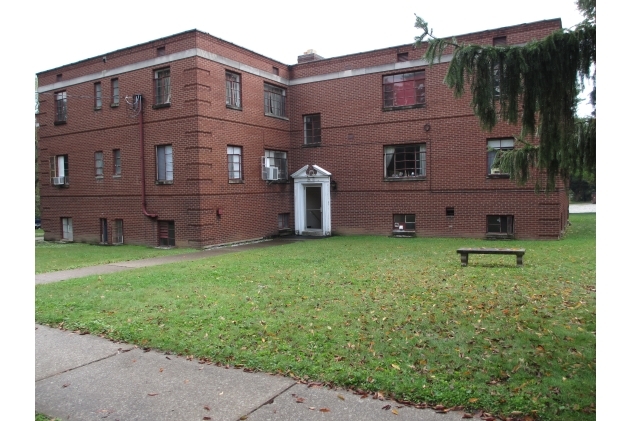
[35,214,595,420]
[35,414,59,421]
[36,229,45,237]
[35,242,196,274]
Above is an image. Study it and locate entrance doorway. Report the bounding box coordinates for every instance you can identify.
[305,186,322,230]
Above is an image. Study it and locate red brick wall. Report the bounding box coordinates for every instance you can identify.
[37,19,568,247]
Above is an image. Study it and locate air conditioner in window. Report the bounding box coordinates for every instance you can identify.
[491,168,501,174]
[52,176,66,185]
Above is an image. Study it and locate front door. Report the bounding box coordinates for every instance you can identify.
[305,186,322,230]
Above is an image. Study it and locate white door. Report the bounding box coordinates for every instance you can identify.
[62,217,73,241]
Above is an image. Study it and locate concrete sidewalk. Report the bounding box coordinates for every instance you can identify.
[36,238,304,285]
[36,324,468,421]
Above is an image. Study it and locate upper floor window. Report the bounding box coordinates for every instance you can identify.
[50,155,69,186]
[55,91,67,123]
[397,52,409,62]
[111,78,119,106]
[113,149,121,176]
[384,144,426,179]
[227,146,242,181]
[264,83,286,118]
[492,37,507,99]
[95,151,104,177]
[383,71,425,108]
[94,82,102,109]
[156,145,173,183]
[262,150,288,181]
[304,114,321,145]
[225,71,241,109]
[154,68,171,106]
[487,138,514,175]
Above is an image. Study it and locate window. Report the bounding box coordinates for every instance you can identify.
[55,91,67,123]
[492,37,507,99]
[304,114,321,144]
[61,217,73,241]
[49,155,69,185]
[384,144,426,178]
[264,83,286,117]
[111,79,119,106]
[487,138,514,175]
[157,46,165,56]
[487,215,514,236]
[393,214,415,231]
[113,219,124,244]
[446,207,455,216]
[383,71,425,108]
[56,74,62,82]
[113,149,121,175]
[278,213,290,229]
[397,52,409,62]
[100,218,108,243]
[227,146,242,181]
[156,145,173,182]
[272,66,279,76]
[95,151,104,177]
[154,68,171,105]
[94,82,102,109]
[225,71,241,109]
[263,150,288,180]
[158,220,175,246]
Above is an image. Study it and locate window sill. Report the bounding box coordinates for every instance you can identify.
[383,176,426,182]
[226,104,242,111]
[486,174,510,179]
[155,180,173,185]
[264,113,289,121]
[110,103,119,108]
[485,233,515,240]
[391,230,416,237]
[302,143,321,148]
[229,180,244,184]
[94,106,102,111]
[382,103,425,112]
[152,103,171,110]
[113,175,122,179]
[95,176,104,180]
[54,120,67,126]
[266,179,290,184]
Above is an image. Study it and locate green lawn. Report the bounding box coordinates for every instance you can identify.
[35,214,595,420]
[36,229,45,237]
[35,242,196,274]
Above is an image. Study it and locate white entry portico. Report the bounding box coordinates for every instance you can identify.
[291,165,332,236]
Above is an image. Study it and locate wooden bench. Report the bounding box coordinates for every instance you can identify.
[457,248,525,267]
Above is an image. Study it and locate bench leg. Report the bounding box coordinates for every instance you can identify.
[516,254,523,267]
[460,253,468,267]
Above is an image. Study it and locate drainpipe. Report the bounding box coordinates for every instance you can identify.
[137,95,158,218]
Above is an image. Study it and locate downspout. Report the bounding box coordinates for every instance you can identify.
[137,95,158,218]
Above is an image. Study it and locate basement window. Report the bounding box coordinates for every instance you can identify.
[486,215,514,238]
[158,220,175,247]
[393,214,415,232]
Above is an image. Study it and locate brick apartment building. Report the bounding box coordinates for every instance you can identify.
[36,19,569,248]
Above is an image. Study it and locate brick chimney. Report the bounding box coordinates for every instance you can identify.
[297,49,324,63]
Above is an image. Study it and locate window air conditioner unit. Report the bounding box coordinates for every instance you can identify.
[491,168,501,174]
[52,176,66,185]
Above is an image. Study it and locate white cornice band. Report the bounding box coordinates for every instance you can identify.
[38,48,453,93]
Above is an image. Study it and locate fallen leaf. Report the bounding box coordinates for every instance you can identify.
[469,398,478,403]
[62,383,70,388]
[309,407,315,410]
[159,368,164,372]
[392,409,399,415]
[337,394,345,401]
[166,356,171,360]
[463,414,473,419]
[319,408,330,412]
[434,405,445,410]
[239,416,248,420]
[295,397,305,403]
[147,393,159,396]
[203,417,211,420]
[391,363,401,370]
[204,405,211,411]
[382,405,392,410]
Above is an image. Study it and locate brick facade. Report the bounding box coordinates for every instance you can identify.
[37,20,568,247]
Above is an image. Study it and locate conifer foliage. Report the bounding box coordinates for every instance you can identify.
[415,0,596,191]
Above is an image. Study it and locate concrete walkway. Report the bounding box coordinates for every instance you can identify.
[36,324,469,421]
[569,203,596,213]
[36,237,306,284]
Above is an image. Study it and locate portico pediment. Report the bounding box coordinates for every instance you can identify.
[291,164,331,179]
